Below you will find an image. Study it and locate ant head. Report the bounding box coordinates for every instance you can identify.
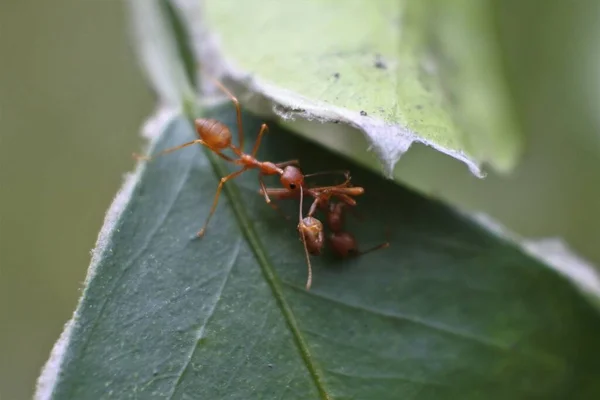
[280,166,304,191]
[329,232,358,258]
[298,217,324,255]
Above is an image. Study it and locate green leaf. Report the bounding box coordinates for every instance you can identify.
[199,0,521,177]
[37,106,600,399]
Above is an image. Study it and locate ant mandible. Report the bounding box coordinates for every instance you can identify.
[135,77,311,237]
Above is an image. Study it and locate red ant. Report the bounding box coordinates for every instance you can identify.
[134,78,325,237]
[262,181,389,289]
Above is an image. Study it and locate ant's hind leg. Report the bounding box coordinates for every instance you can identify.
[196,168,248,238]
[251,124,270,157]
[133,139,235,163]
[275,160,300,168]
[304,170,351,185]
[208,77,244,150]
[357,241,390,257]
[258,173,271,204]
[357,225,391,256]
[133,139,204,161]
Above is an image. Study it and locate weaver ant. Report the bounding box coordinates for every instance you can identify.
[134,78,326,237]
[262,180,389,289]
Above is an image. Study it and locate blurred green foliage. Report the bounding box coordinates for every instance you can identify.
[0,1,152,399]
[395,0,600,263]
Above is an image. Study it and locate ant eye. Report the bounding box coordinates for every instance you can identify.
[289,183,297,189]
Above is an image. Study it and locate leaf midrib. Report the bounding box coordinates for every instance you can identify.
[193,116,331,400]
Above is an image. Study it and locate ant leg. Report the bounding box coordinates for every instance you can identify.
[209,77,244,150]
[258,187,298,200]
[212,150,237,163]
[335,193,358,207]
[356,242,390,256]
[304,170,351,185]
[257,186,293,220]
[333,198,362,219]
[196,168,248,237]
[258,173,273,204]
[275,160,300,168]
[251,124,269,157]
[306,196,321,217]
[133,139,235,163]
[355,225,391,256]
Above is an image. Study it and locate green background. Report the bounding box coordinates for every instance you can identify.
[0,1,599,399]
[0,1,151,399]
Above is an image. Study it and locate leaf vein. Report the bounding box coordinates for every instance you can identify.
[297,288,510,351]
[325,368,447,387]
[203,148,332,400]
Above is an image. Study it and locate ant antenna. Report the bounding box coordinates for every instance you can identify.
[303,170,351,184]
[299,185,313,290]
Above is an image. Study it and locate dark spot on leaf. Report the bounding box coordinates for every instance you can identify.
[416,104,423,110]
[333,72,340,79]
[360,110,368,116]
[374,54,387,69]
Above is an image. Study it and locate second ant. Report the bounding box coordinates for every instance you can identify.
[262,179,389,289]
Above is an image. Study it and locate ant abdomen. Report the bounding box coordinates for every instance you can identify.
[298,217,324,255]
[328,232,358,258]
[194,118,232,149]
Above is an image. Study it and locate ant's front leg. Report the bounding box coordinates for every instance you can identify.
[275,160,300,168]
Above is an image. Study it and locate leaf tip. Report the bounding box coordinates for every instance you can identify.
[471,212,600,311]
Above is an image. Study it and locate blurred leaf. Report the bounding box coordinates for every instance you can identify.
[126,0,195,110]
[38,107,600,399]
[200,0,521,176]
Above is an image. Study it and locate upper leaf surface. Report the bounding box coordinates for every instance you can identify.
[47,106,600,399]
